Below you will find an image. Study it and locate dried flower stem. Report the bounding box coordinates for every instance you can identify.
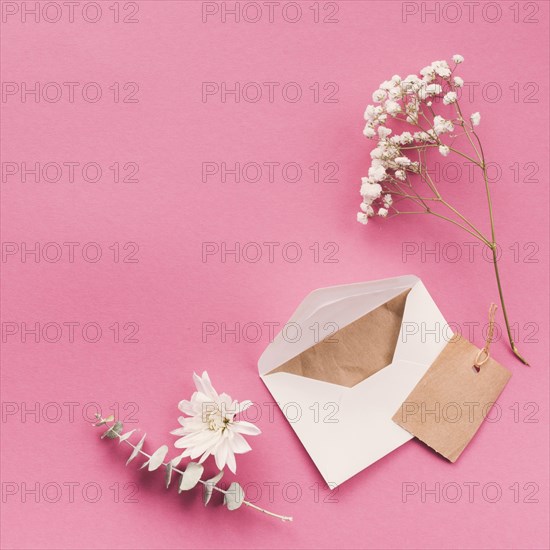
[103,422,293,522]
[387,97,528,364]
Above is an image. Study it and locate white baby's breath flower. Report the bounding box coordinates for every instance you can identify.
[395,156,412,167]
[361,180,383,200]
[431,60,451,78]
[452,54,464,64]
[372,89,386,102]
[439,145,450,156]
[419,83,442,100]
[420,65,435,82]
[471,112,481,126]
[395,170,406,181]
[388,86,403,100]
[453,76,464,87]
[378,126,392,139]
[357,212,369,224]
[171,372,260,474]
[433,115,454,135]
[384,100,401,116]
[383,194,393,207]
[414,131,432,142]
[363,124,376,138]
[443,91,457,105]
[398,131,413,144]
[368,164,386,182]
[378,208,388,217]
[360,202,374,215]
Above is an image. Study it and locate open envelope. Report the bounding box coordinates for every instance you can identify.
[258,275,447,487]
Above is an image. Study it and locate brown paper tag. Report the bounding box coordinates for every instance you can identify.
[392,334,511,462]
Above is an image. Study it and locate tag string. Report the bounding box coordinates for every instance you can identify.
[474,303,498,369]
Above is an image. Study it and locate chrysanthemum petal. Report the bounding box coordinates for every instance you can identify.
[229,432,252,454]
[232,421,261,436]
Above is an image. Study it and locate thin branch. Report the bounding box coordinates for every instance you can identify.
[98,421,293,522]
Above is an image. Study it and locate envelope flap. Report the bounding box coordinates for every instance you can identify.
[393,280,448,366]
[265,289,411,387]
[258,275,420,375]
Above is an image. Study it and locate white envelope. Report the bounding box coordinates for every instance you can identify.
[258,275,447,487]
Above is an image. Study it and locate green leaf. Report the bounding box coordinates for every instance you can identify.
[118,429,136,443]
[178,462,204,492]
[165,455,183,488]
[95,414,114,427]
[102,421,123,439]
[165,461,174,489]
[126,433,146,465]
[203,471,224,506]
[148,445,168,472]
[170,454,183,468]
[224,482,245,511]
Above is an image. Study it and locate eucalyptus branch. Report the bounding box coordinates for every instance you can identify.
[93,415,293,522]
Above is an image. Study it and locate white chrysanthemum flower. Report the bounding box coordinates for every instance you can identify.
[453,76,464,87]
[471,112,481,126]
[357,212,369,224]
[378,208,388,217]
[439,145,450,156]
[443,91,457,105]
[452,54,464,64]
[171,371,260,474]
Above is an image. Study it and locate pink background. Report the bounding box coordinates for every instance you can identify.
[1,1,549,548]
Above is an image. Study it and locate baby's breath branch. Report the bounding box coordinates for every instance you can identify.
[97,420,293,522]
[361,56,529,364]
[412,169,491,244]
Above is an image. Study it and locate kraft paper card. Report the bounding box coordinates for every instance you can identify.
[392,334,511,462]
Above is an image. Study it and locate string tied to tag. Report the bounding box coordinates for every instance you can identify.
[474,303,498,371]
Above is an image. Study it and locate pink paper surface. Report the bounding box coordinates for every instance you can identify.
[1,1,548,548]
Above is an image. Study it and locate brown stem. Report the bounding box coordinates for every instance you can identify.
[465,122,529,365]
[489,245,529,365]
